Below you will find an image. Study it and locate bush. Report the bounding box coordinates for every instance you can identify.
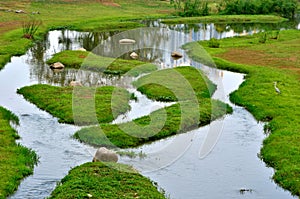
[22,17,42,39]
[170,0,210,17]
[219,0,297,19]
[208,38,220,48]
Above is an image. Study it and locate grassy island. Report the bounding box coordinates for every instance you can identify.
[46,50,157,76]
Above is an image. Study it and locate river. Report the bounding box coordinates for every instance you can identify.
[3,20,299,198]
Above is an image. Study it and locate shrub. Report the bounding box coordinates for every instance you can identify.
[170,0,210,17]
[219,0,297,19]
[208,38,220,48]
[22,17,42,39]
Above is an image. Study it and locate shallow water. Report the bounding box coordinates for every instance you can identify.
[2,21,298,198]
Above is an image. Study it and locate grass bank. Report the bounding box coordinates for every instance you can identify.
[74,67,232,148]
[183,29,300,196]
[49,162,166,199]
[0,107,38,199]
[46,50,157,76]
[17,85,133,126]
[162,14,287,24]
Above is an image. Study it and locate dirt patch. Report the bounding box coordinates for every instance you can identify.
[217,48,300,77]
[98,0,121,7]
[218,48,298,67]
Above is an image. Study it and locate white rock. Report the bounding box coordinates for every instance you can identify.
[77,48,86,51]
[119,39,136,44]
[130,52,138,59]
[69,81,82,87]
[93,147,118,162]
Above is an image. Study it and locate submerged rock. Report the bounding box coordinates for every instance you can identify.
[50,62,65,69]
[93,147,118,163]
[119,38,136,44]
[171,51,183,58]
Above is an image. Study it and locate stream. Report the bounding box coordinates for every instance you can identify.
[2,20,299,198]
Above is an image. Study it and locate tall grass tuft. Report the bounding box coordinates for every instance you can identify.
[22,17,42,39]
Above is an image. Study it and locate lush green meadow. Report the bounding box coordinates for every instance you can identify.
[0,107,37,199]
[184,29,300,195]
[49,162,166,199]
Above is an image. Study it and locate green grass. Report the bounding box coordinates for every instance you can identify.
[46,50,157,76]
[133,66,216,101]
[0,107,38,199]
[184,29,300,196]
[49,162,166,199]
[17,84,133,126]
[74,67,232,148]
[161,15,288,24]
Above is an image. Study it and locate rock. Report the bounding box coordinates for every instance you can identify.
[69,81,82,87]
[77,48,86,51]
[15,10,25,13]
[119,39,136,44]
[130,52,138,59]
[93,147,118,163]
[50,62,64,69]
[171,51,183,58]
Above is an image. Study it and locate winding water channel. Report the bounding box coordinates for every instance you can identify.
[2,20,299,198]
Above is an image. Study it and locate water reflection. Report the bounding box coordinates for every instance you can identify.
[26,20,300,88]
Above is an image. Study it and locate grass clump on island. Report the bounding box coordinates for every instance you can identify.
[46,50,157,76]
[74,67,232,148]
[17,85,133,126]
[49,162,165,199]
[0,107,38,199]
[183,30,300,195]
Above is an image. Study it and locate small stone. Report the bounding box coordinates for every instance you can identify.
[69,81,82,87]
[87,193,93,198]
[171,51,183,58]
[130,52,138,59]
[77,48,86,51]
[50,62,65,69]
[119,39,136,44]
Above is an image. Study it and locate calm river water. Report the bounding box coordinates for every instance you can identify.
[3,20,299,198]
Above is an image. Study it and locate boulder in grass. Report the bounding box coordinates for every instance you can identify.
[93,147,118,163]
[50,62,65,69]
[77,48,87,51]
[69,81,82,87]
[119,39,136,44]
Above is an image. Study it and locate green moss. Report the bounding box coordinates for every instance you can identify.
[46,50,157,76]
[17,84,132,126]
[49,162,166,199]
[0,107,38,199]
[184,29,300,196]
